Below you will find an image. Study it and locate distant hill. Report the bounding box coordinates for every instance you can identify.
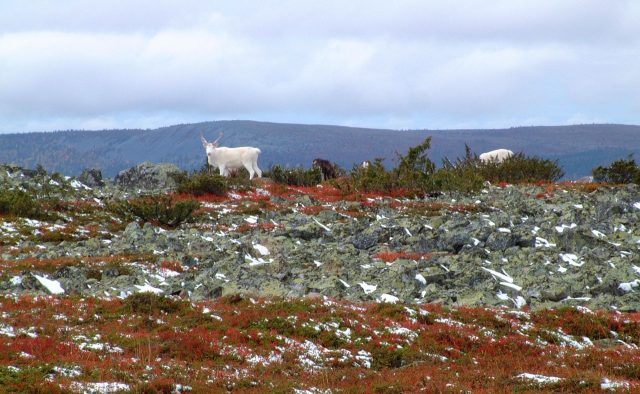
[0,120,639,179]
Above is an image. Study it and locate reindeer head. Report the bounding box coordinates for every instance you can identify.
[201,132,224,155]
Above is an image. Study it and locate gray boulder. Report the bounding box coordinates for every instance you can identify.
[115,162,183,190]
[78,168,104,187]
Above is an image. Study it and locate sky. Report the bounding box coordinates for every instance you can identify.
[1,0,639,133]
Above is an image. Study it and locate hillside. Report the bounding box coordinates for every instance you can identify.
[0,121,639,179]
[1,164,640,391]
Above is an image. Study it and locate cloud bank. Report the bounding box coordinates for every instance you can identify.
[1,0,639,132]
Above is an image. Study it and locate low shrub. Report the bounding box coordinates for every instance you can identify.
[0,189,47,219]
[122,293,191,315]
[435,146,485,192]
[175,172,228,196]
[592,156,640,184]
[347,158,394,192]
[267,165,322,186]
[109,194,200,228]
[393,137,436,190]
[477,153,563,183]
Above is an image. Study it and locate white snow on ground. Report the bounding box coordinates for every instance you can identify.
[601,378,630,391]
[496,291,527,309]
[294,388,333,394]
[52,365,82,378]
[559,253,584,267]
[618,280,640,293]
[0,324,16,337]
[501,282,523,291]
[33,274,65,294]
[482,267,514,283]
[215,273,227,281]
[244,215,258,224]
[359,282,377,294]
[245,254,272,266]
[633,202,640,210]
[548,330,593,350]
[415,273,426,285]
[313,218,331,232]
[1,222,17,232]
[555,223,577,233]
[246,351,283,367]
[633,265,640,275]
[498,227,511,233]
[516,373,562,384]
[591,229,606,238]
[338,279,350,288]
[535,237,556,248]
[378,294,399,303]
[253,243,270,256]
[355,350,372,369]
[69,382,130,393]
[134,284,164,294]
[482,267,523,291]
[70,180,91,190]
[386,325,418,342]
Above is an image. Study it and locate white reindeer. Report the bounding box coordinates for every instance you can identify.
[479,148,514,164]
[200,132,262,180]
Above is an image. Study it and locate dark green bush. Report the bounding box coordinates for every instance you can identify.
[0,189,46,219]
[110,194,200,228]
[347,138,437,193]
[393,137,436,190]
[592,157,640,184]
[434,145,485,192]
[347,158,395,192]
[267,165,322,186]
[175,172,228,196]
[477,153,563,183]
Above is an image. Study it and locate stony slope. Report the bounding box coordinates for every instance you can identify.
[1,164,640,312]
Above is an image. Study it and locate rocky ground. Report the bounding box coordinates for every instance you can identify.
[2,163,640,392]
[1,162,640,312]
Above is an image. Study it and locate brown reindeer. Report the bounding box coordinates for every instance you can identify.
[312,158,338,181]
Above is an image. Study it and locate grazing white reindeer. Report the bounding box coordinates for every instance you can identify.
[200,132,262,179]
[479,148,514,164]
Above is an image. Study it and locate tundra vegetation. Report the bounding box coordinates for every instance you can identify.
[0,140,638,392]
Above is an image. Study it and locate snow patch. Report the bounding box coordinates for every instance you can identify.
[134,284,164,294]
[253,243,270,256]
[378,294,399,303]
[601,378,630,391]
[618,280,640,293]
[359,282,377,294]
[33,274,65,294]
[516,373,562,384]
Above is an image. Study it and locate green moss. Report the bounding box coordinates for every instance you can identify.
[267,165,323,186]
[0,189,48,219]
[109,195,200,228]
[121,293,192,316]
[175,172,228,196]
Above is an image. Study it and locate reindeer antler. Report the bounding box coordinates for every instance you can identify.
[213,131,224,145]
[200,133,209,146]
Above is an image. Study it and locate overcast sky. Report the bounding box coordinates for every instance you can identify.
[1,0,639,133]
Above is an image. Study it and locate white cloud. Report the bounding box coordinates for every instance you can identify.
[0,0,639,132]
